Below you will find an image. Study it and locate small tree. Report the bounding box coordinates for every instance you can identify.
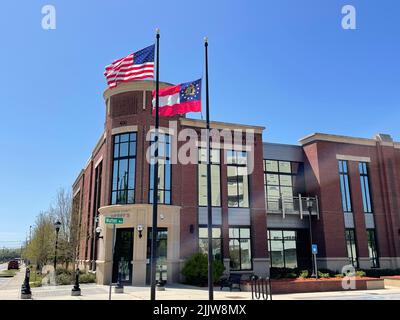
[25,212,55,269]
[181,253,225,286]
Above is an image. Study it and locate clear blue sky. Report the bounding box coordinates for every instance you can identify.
[1,0,399,247]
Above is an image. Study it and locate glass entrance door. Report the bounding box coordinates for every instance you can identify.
[146,228,168,284]
[112,228,134,284]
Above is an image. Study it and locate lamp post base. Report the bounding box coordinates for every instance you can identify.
[71,289,81,296]
[114,286,124,294]
[20,293,32,299]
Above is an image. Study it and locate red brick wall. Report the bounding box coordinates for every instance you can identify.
[303,139,400,264]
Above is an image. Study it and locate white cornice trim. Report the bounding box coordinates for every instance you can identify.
[103,80,174,100]
[299,133,376,146]
[180,118,265,134]
[336,154,371,162]
[111,125,138,135]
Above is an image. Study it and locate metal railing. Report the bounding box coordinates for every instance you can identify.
[266,194,319,219]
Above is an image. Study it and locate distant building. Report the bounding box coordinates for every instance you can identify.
[72,80,400,285]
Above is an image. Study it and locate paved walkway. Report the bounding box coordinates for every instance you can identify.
[0,264,26,292]
[1,267,400,300]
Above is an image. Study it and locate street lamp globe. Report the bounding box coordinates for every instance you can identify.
[306,198,313,210]
[54,220,61,233]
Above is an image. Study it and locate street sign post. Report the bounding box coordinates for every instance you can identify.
[312,244,318,279]
[105,217,124,300]
[105,217,124,224]
[312,244,318,255]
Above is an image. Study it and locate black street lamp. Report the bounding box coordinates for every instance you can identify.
[53,220,61,274]
[306,198,316,278]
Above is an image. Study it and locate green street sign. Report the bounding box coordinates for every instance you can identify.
[105,217,124,224]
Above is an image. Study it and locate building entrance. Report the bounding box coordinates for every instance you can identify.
[146,227,168,284]
[112,228,134,284]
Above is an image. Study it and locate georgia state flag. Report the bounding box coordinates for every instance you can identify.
[152,79,202,117]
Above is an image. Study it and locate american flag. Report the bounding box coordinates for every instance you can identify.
[104,44,155,88]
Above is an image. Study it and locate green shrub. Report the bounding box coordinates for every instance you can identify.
[56,273,72,285]
[318,271,330,278]
[181,253,225,286]
[356,270,366,277]
[299,270,309,279]
[317,268,337,277]
[270,267,300,279]
[56,267,73,276]
[284,272,298,279]
[79,272,96,283]
[363,269,400,278]
[30,281,42,288]
[334,274,344,278]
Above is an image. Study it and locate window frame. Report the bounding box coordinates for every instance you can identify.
[149,133,172,205]
[338,160,353,213]
[227,150,250,208]
[366,229,379,268]
[359,162,373,214]
[198,225,223,261]
[110,132,137,205]
[198,148,222,207]
[345,228,359,268]
[228,226,253,271]
[263,160,297,208]
[267,229,298,269]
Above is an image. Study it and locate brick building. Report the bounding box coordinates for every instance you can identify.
[72,80,400,285]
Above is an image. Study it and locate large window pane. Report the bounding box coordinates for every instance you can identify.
[198,149,221,207]
[199,227,222,261]
[111,133,136,205]
[268,230,298,268]
[227,151,249,208]
[229,227,252,271]
[279,161,291,173]
[265,160,278,172]
[149,133,171,204]
[339,160,352,212]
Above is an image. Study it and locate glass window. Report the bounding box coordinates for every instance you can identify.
[359,162,373,214]
[198,148,221,207]
[264,160,278,172]
[264,160,296,210]
[345,229,358,267]
[279,161,291,173]
[227,151,249,208]
[111,133,137,205]
[367,229,379,268]
[338,160,352,213]
[198,226,222,261]
[267,230,298,268]
[149,133,171,204]
[229,227,252,271]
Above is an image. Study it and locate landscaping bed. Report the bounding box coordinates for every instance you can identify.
[0,269,17,277]
[241,276,385,294]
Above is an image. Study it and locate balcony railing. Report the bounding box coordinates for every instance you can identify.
[266,194,319,220]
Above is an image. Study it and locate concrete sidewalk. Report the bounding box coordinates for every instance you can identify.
[1,281,400,300]
[0,265,27,292]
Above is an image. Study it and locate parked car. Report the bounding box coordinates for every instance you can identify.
[7,260,19,270]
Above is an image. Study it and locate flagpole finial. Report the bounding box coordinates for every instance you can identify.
[204,36,208,43]
[156,28,160,35]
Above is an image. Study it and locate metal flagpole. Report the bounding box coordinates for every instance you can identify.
[150,28,160,301]
[204,37,214,300]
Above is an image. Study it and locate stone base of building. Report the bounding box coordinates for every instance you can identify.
[379,257,400,269]
[316,257,353,272]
